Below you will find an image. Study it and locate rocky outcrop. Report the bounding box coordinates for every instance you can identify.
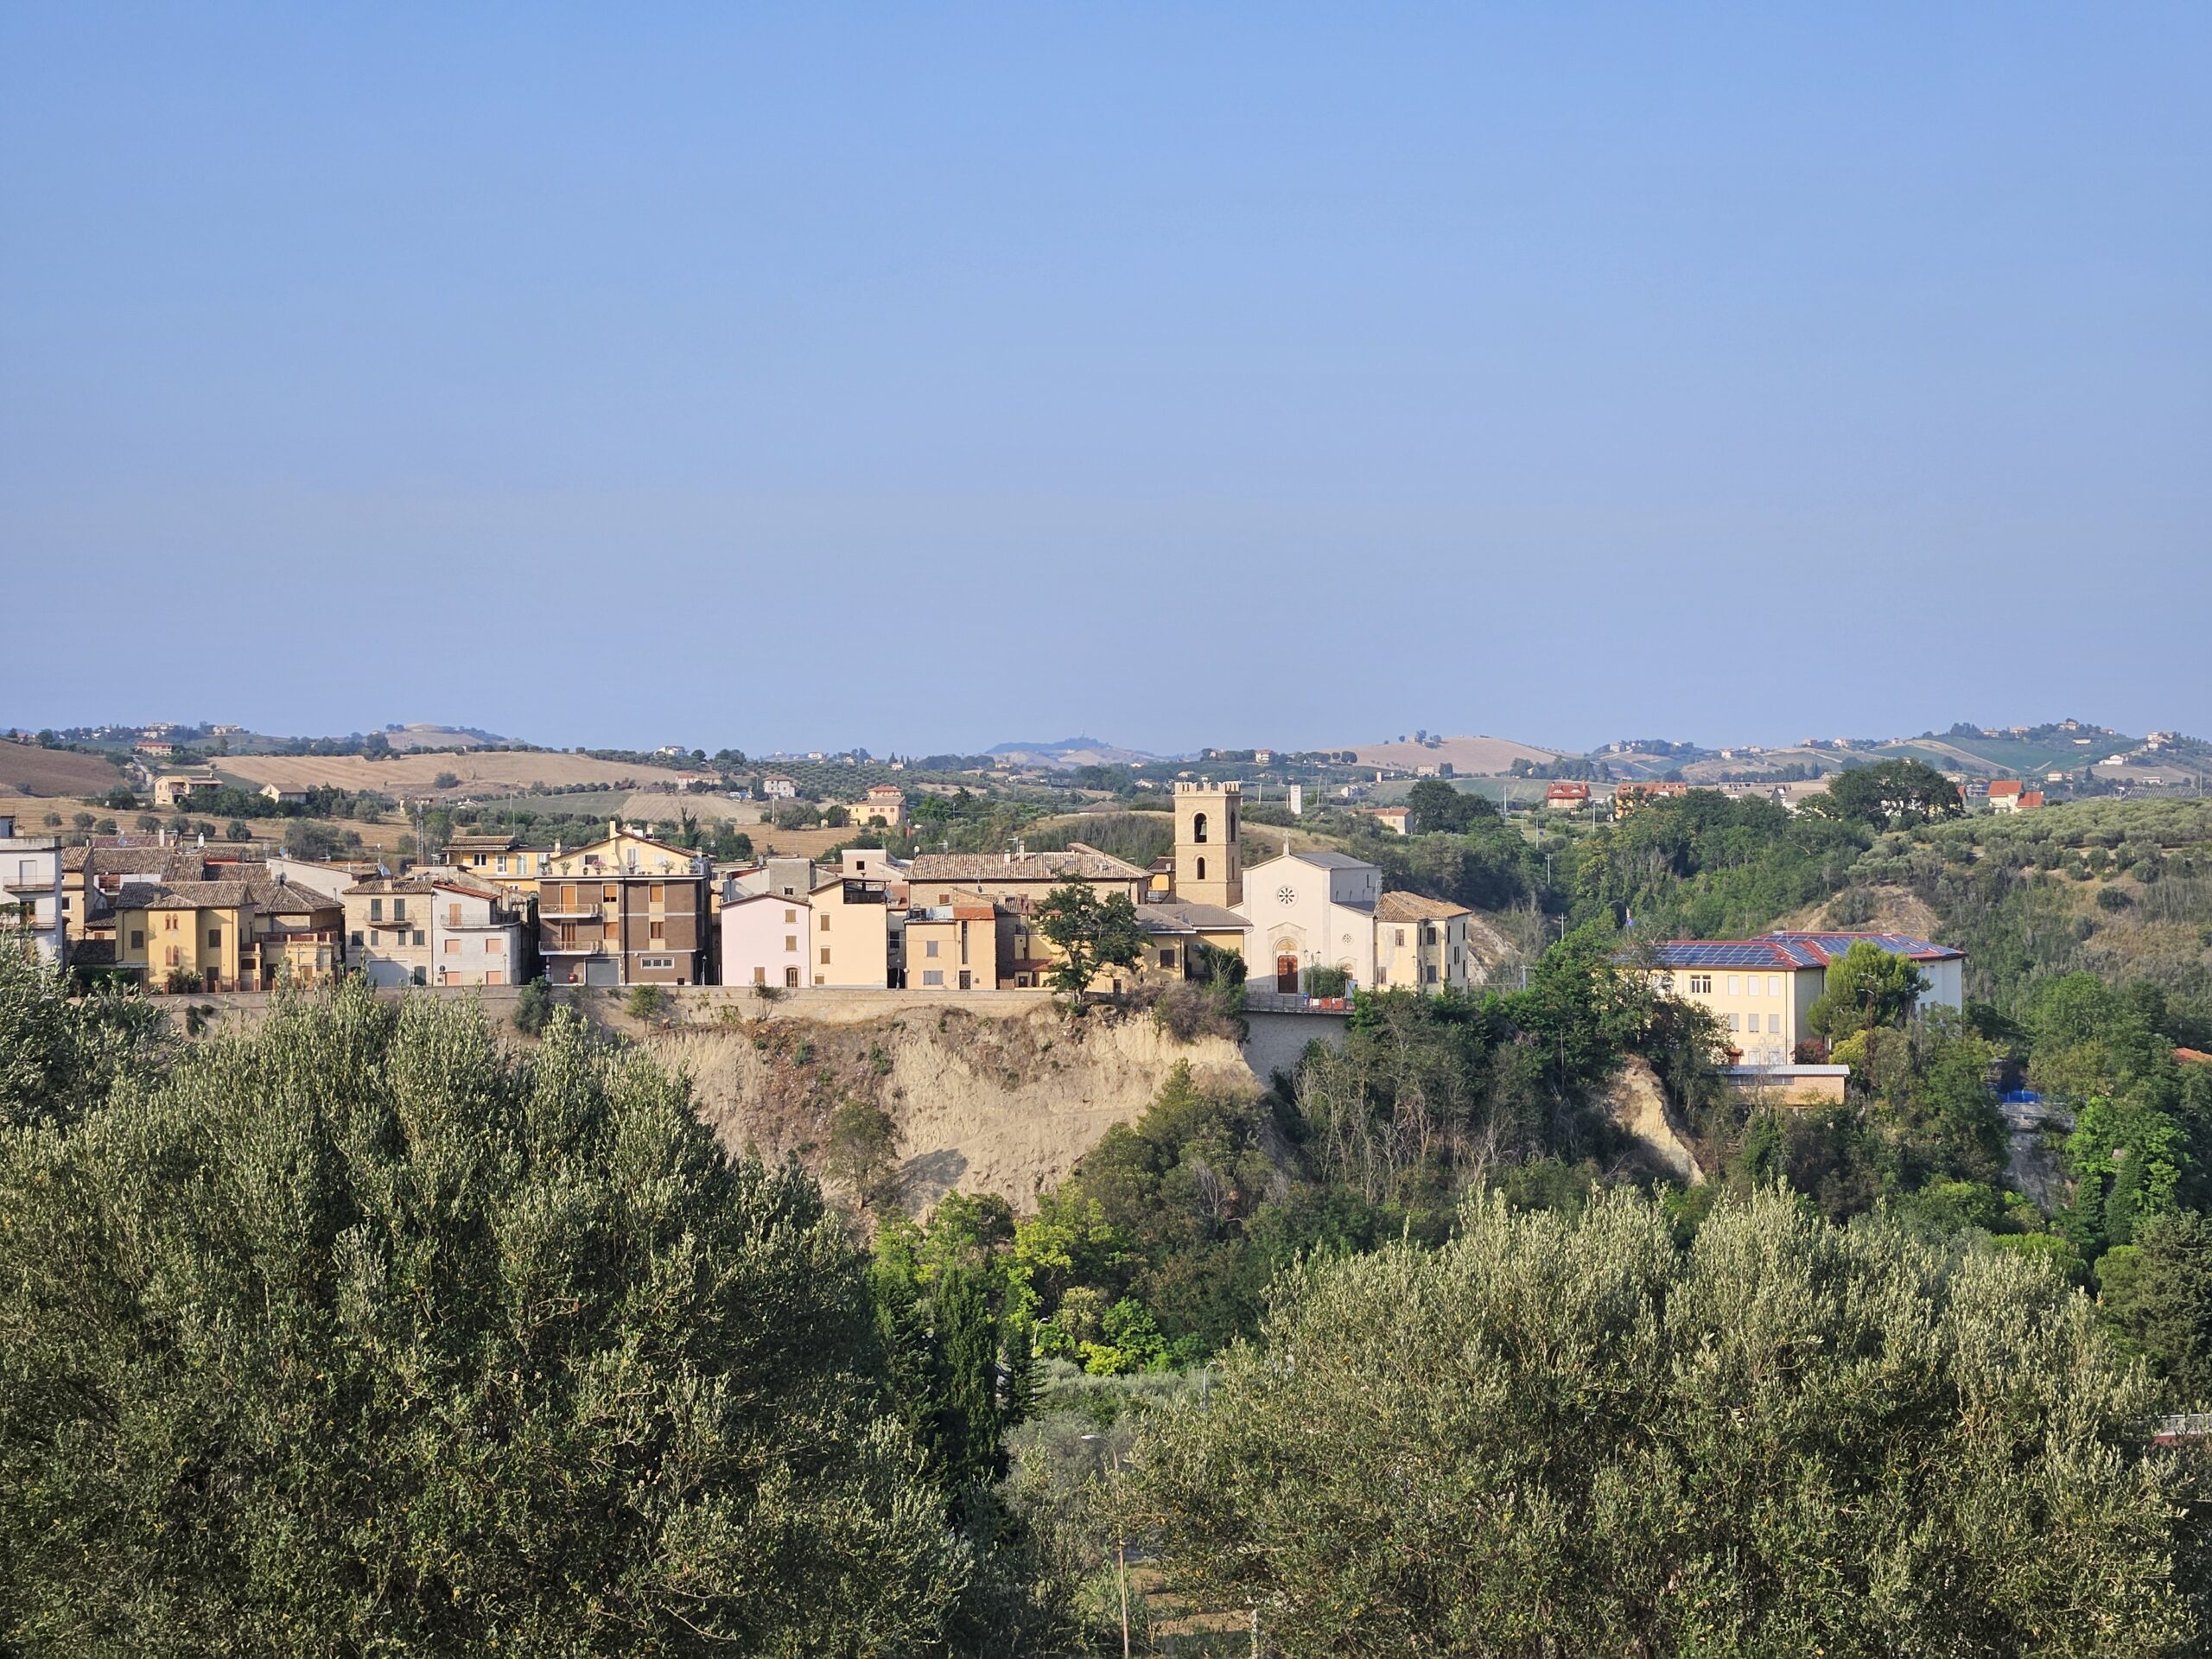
[1603,1057,1703,1185]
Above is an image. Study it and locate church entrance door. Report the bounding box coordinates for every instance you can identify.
[1275,954,1299,994]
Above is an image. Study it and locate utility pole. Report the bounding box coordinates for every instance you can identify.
[1084,1434,1132,1657]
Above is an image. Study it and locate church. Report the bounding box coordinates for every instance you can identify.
[1162,781,1477,996]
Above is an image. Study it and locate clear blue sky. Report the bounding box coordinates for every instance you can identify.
[3,4,2206,756]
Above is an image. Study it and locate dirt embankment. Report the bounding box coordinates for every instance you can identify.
[155,988,1249,1212]
[645,1001,1255,1212]
[1777,883,1941,938]
[1602,1057,1703,1185]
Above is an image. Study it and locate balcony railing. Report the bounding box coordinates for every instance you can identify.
[540,939,608,955]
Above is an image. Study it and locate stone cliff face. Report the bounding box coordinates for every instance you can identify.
[645,998,1255,1212]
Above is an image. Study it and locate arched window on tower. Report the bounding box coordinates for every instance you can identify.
[1192,812,1209,843]
[1195,857,1206,881]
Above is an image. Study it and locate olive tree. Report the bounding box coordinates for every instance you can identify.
[1125,1186,2204,1656]
[0,987,969,1655]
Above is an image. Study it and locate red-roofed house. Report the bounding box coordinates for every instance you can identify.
[1545,781,1591,810]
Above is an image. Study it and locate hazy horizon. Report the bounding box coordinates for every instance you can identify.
[4,5,2207,754]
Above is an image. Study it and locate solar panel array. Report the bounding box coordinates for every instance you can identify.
[1767,930,1961,961]
[1649,941,1800,969]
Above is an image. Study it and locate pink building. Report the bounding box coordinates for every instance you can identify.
[721,891,811,988]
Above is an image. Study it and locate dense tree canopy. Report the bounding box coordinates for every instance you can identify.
[1127,1186,2207,1656]
[1806,938,1930,1039]
[1033,885,1147,997]
[0,988,972,1655]
[1816,758,1965,829]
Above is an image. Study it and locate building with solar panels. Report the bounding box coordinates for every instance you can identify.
[1630,931,1965,1067]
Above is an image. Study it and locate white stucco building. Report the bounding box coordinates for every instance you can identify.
[426,877,525,987]
[1,813,67,967]
[1236,849,1385,994]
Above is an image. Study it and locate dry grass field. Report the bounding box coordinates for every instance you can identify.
[0,741,126,798]
[219,751,694,795]
[1344,733,1560,774]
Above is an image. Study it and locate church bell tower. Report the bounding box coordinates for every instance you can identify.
[1174,781,1241,908]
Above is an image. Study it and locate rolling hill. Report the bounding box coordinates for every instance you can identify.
[1347,734,1562,775]
[0,741,126,798]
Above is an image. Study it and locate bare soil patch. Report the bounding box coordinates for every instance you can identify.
[0,741,124,797]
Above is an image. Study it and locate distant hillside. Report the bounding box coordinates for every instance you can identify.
[1348,734,1560,775]
[986,736,1160,769]
[379,723,515,752]
[222,750,694,796]
[0,741,124,798]
[1877,731,2140,776]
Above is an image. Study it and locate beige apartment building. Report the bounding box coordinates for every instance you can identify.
[1637,931,1967,1065]
[1373,890,1476,991]
[345,878,440,988]
[904,903,1013,992]
[808,875,897,988]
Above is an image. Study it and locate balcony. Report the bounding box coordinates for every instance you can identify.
[538,906,605,920]
[540,938,607,956]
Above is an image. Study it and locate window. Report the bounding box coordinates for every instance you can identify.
[784,935,797,952]
[753,966,766,984]
[348,931,363,948]
[922,969,944,986]
[1768,1013,1782,1034]
[1192,811,1208,843]
[411,967,425,987]
[495,855,508,874]
[817,912,830,931]
[448,903,462,926]
[1726,975,1740,995]
[1767,975,1782,997]
[820,947,831,964]
[640,956,674,969]
[1395,928,1407,946]
[1727,1012,1741,1031]
[485,938,503,955]
[165,945,179,967]
[785,908,797,924]
[649,920,664,942]
[561,885,578,910]
[412,931,425,947]
[1688,974,1712,995]
[1159,948,1176,968]
[207,929,221,948]
[925,939,939,957]
[784,965,799,988]
[1195,857,1206,881]
[602,886,617,904]
[444,939,460,955]
[649,884,664,905]
[1747,976,1761,997]
[370,898,383,920]
[393,899,407,921]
